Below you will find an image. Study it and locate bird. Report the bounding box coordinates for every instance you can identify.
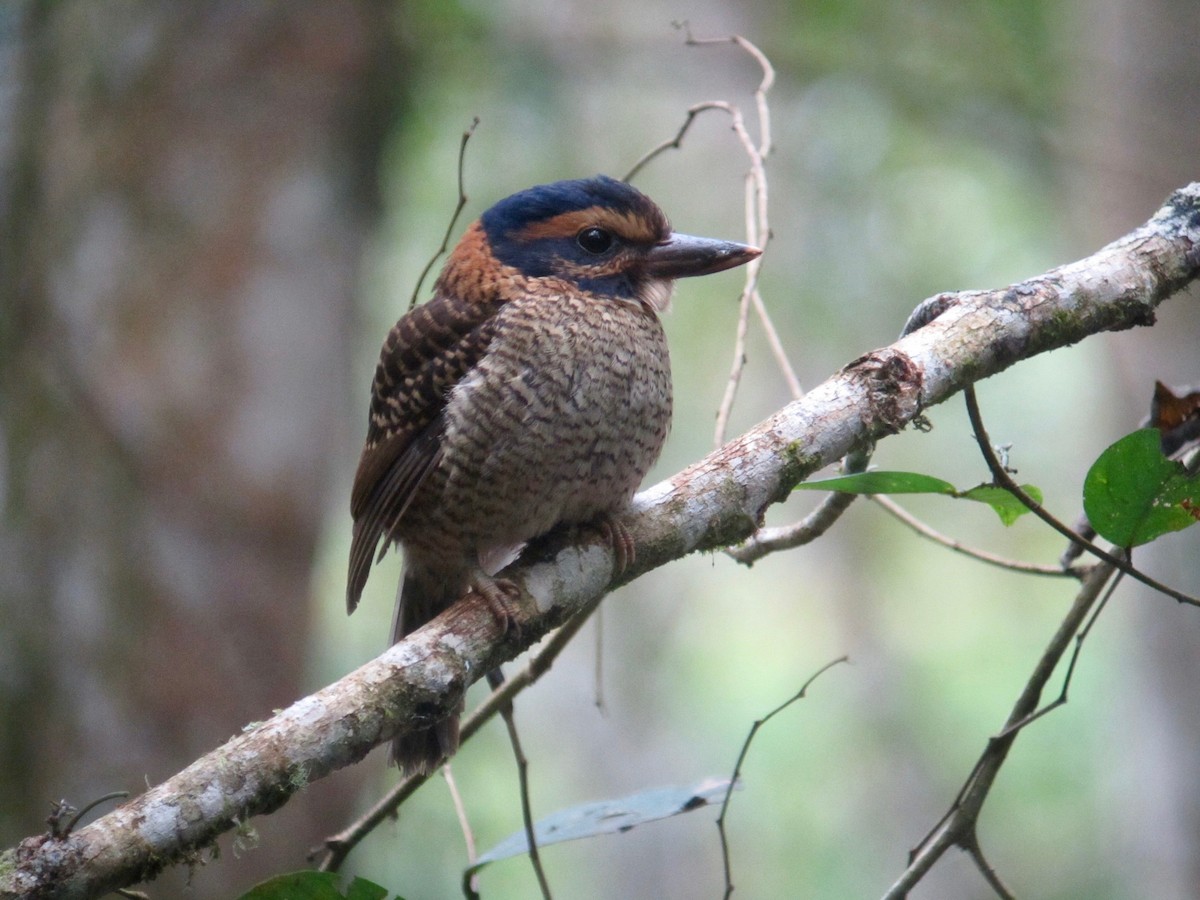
[347,174,760,775]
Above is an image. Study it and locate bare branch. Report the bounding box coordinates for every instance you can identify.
[444,765,479,896]
[870,494,1086,578]
[727,447,869,563]
[408,117,480,310]
[717,656,847,898]
[962,831,1017,900]
[622,103,727,183]
[725,490,859,563]
[883,557,1122,898]
[489,669,552,899]
[623,30,799,444]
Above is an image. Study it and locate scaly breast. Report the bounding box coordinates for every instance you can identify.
[412,289,671,568]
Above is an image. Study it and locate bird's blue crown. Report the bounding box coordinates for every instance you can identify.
[480,176,670,294]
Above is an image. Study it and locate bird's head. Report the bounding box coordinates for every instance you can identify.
[438,175,760,312]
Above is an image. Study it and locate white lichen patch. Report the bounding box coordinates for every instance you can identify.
[524,544,610,613]
[281,694,329,729]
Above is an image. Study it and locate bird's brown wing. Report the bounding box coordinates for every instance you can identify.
[347,290,502,613]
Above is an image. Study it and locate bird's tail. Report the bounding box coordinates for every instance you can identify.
[388,569,463,776]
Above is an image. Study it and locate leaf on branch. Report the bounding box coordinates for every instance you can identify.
[467,778,737,876]
[1083,428,1200,547]
[795,471,1043,525]
[959,485,1043,526]
[236,871,395,900]
[797,471,959,495]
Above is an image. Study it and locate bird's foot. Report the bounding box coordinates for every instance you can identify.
[596,515,636,577]
[470,575,522,638]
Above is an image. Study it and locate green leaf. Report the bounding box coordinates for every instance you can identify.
[345,879,393,900]
[468,779,734,877]
[237,871,395,900]
[795,471,958,495]
[795,471,1041,524]
[962,484,1044,526]
[1083,428,1200,547]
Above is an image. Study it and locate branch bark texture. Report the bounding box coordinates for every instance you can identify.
[4,184,1198,899]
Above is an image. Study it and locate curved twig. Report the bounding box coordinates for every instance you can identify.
[883,560,1119,898]
[717,656,848,899]
[317,590,607,872]
[408,117,479,310]
[727,447,870,563]
[871,494,1087,578]
[488,668,552,899]
[964,387,1199,606]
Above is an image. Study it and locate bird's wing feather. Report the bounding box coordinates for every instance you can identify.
[346,289,502,612]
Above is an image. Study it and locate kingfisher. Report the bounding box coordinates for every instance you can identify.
[348,174,760,774]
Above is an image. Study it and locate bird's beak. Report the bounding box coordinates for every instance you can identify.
[643,233,761,279]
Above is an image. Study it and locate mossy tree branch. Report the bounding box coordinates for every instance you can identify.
[3,183,1198,900]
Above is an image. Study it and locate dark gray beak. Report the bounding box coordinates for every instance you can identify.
[643,233,761,279]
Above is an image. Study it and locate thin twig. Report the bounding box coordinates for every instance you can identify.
[886,389,1154,896]
[727,447,870,564]
[962,831,1016,900]
[715,258,757,447]
[315,768,421,872]
[725,490,858,563]
[488,669,552,899]
[59,792,129,838]
[964,387,1199,606]
[317,591,608,872]
[994,568,1125,739]
[408,117,479,310]
[728,472,1090,575]
[622,103,725,183]
[702,34,802,425]
[751,290,801,397]
[710,88,777,444]
[444,763,479,896]
[883,560,1118,898]
[871,494,1086,578]
[717,656,848,899]
[678,27,776,158]
[624,98,769,448]
[624,30,798,446]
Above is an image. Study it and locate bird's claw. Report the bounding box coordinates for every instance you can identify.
[597,515,636,577]
[470,576,522,640]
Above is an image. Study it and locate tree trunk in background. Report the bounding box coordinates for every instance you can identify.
[1067,0,1200,896]
[0,2,403,895]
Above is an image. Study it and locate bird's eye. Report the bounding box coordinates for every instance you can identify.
[576,227,615,255]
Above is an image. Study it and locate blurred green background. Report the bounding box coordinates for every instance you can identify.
[2,1,1198,898]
